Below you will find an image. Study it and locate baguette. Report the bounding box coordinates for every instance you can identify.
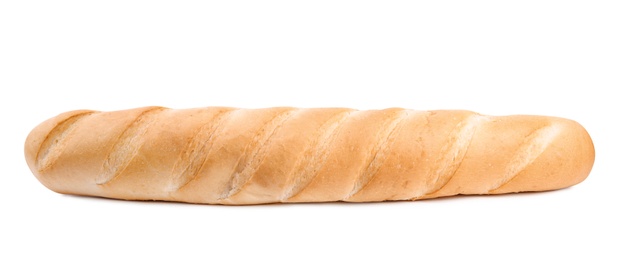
[24,106,595,205]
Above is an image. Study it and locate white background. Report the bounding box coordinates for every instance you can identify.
[1,1,615,259]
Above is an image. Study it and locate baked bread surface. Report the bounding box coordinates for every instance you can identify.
[24,106,595,205]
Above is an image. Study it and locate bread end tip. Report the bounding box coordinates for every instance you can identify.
[24,110,95,177]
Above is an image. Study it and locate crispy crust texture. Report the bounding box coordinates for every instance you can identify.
[24,107,595,205]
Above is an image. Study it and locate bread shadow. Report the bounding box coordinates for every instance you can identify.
[60,187,571,208]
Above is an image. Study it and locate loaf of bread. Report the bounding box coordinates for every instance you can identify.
[24,106,595,205]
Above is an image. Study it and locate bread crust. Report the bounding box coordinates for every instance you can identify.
[24,107,595,205]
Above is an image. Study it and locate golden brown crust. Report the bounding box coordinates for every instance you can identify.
[24,106,595,205]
